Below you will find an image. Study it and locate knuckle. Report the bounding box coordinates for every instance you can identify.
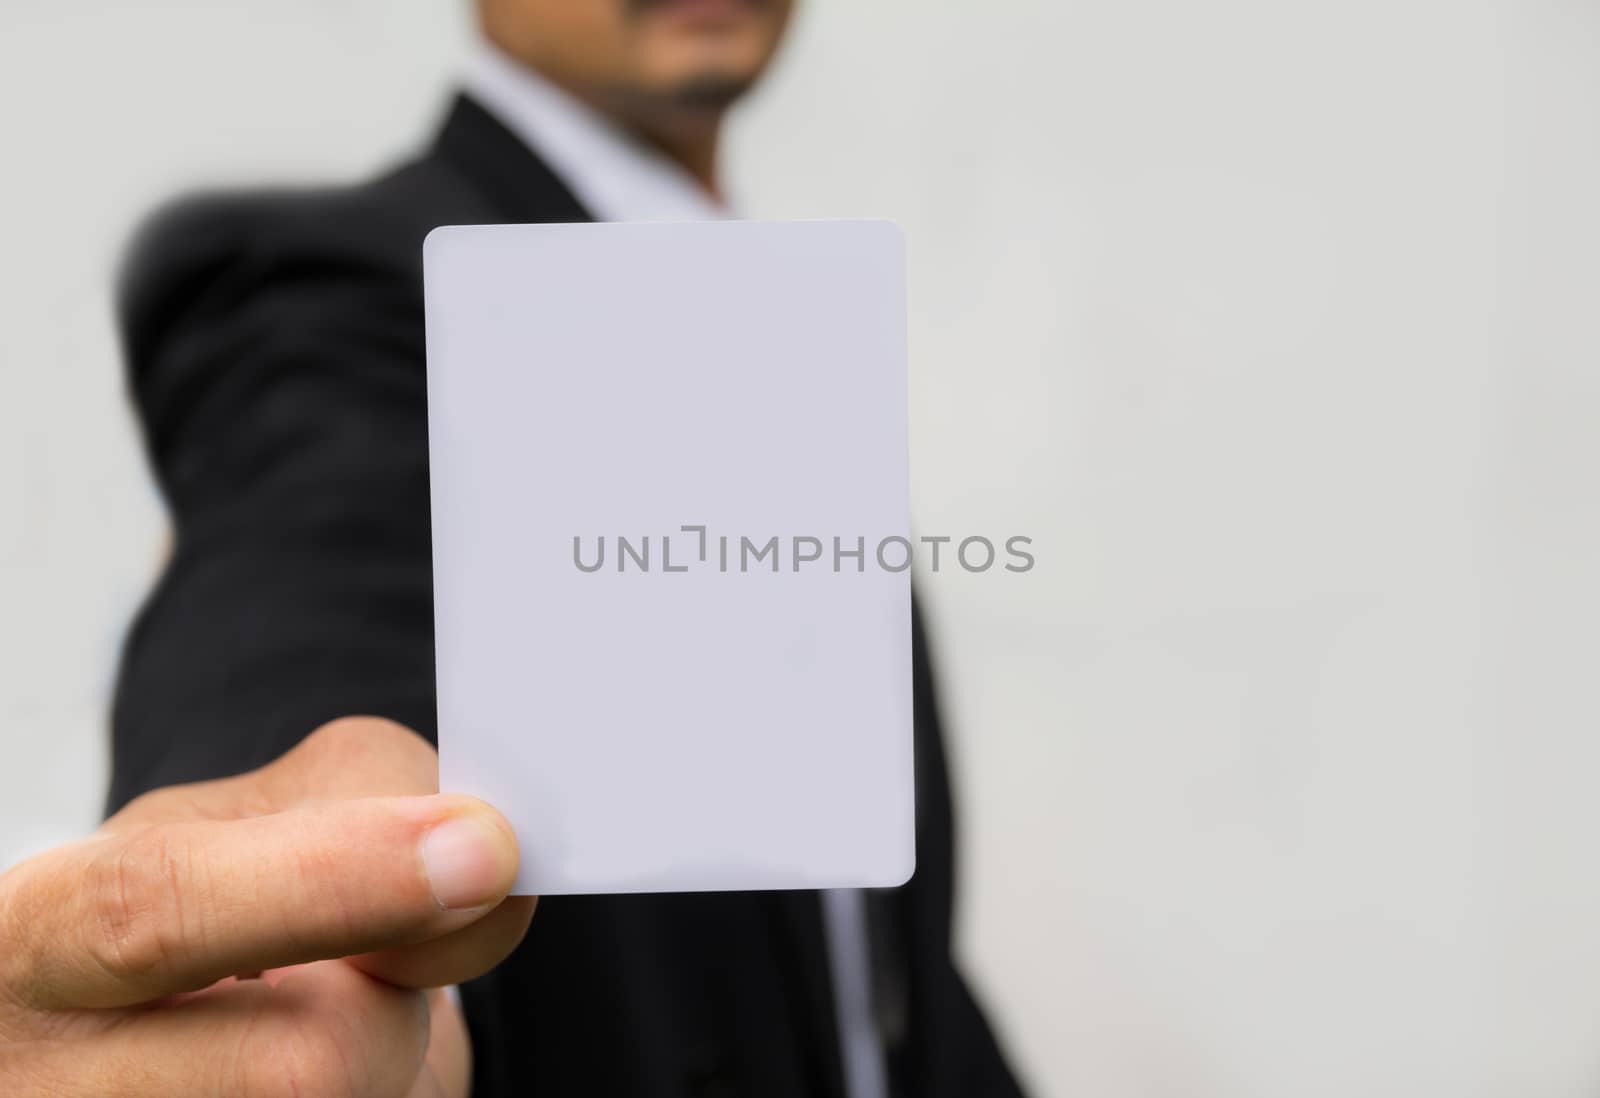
[307,716,425,761]
[310,717,419,752]
[82,828,194,989]
[111,787,170,823]
[305,716,379,754]
[298,717,437,794]
[0,845,105,1010]
[383,721,439,768]
[100,784,218,840]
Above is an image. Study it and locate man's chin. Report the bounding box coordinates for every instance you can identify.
[665,70,758,112]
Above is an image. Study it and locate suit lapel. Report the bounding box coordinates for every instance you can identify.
[432,94,593,225]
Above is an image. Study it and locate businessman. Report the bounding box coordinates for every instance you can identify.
[0,2,1023,1095]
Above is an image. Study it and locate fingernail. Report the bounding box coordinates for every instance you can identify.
[419,813,514,910]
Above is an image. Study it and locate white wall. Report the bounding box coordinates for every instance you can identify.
[4,1,1600,1095]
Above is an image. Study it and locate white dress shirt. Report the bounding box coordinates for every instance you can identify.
[461,40,890,1098]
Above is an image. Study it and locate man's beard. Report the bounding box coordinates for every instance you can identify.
[625,0,771,12]
[667,71,757,113]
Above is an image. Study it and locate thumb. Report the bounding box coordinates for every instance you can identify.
[2,794,518,1010]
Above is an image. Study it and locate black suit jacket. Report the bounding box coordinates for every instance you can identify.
[111,94,1023,1098]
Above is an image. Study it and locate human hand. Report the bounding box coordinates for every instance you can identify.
[0,718,533,1097]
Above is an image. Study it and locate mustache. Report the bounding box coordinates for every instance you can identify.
[626,0,773,13]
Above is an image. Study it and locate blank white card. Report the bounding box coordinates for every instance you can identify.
[425,220,914,894]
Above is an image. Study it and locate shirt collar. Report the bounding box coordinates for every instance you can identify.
[461,39,728,224]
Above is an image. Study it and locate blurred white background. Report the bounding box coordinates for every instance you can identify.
[4,1,1600,1094]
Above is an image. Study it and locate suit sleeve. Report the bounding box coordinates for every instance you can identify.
[108,198,439,812]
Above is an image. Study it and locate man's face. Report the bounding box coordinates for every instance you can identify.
[482,0,793,124]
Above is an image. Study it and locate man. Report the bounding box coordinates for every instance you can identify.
[0,2,1023,1096]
